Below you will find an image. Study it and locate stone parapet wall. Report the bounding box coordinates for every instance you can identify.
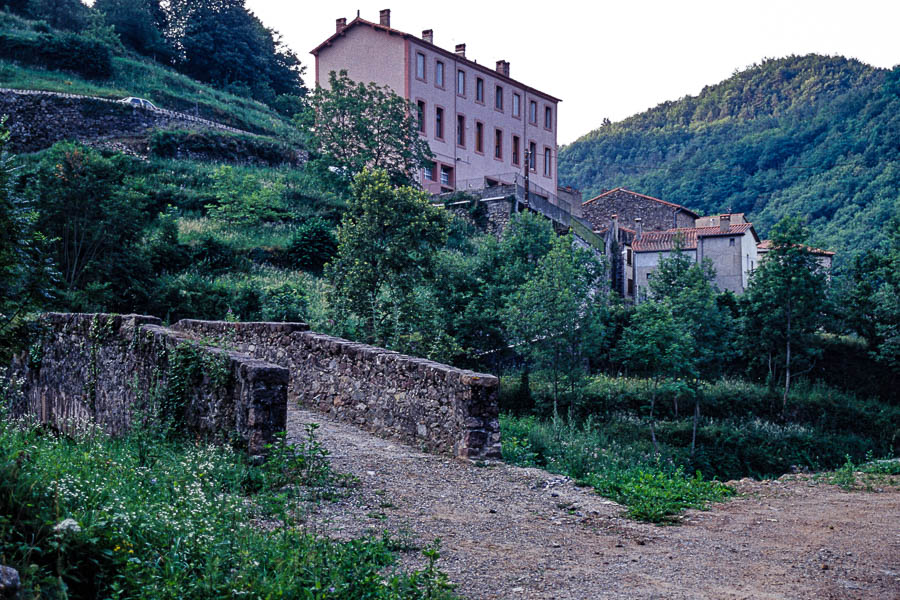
[12,313,288,455]
[172,319,502,460]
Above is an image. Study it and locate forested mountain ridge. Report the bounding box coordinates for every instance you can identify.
[559,54,900,263]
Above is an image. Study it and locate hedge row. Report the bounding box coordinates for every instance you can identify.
[0,31,112,79]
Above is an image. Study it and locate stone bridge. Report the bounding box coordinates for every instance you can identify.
[10,313,501,460]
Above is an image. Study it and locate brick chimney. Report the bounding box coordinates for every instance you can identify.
[455,43,466,58]
[719,214,731,233]
[634,217,643,240]
[379,9,390,27]
[422,29,433,44]
[336,17,347,32]
[495,60,510,77]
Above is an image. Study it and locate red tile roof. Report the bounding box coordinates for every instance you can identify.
[582,188,700,218]
[311,17,561,103]
[633,224,757,252]
[757,240,835,256]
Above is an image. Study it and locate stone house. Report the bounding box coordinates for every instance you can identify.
[631,214,760,298]
[582,188,699,233]
[756,239,834,272]
[311,9,560,199]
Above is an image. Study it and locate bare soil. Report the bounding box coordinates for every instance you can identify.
[287,407,900,600]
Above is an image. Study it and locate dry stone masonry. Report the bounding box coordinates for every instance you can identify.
[171,319,502,460]
[0,88,249,153]
[11,313,288,455]
[11,314,502,460]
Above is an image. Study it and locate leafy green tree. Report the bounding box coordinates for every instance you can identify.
[432,212,557,364]
[205,165,283,226]
[615,300,691,452]
[504,234,609,408]
[327,169,448,347]
[740,216,828,411]
[161,0,305,105]
[0,122,54,349]
[648,241,733,453]
[95,0,172,60]
[281,218,337,273]
[27,143,150,309]
[839,214,900,373]
[22,0,93,31]
[300,70,433,187]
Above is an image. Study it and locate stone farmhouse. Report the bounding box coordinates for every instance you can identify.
[311,9,567,205]
[583,188,762,300]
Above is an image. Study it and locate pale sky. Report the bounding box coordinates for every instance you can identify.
[247,0,900,145]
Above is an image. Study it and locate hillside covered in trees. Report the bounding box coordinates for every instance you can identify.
[559,54,900,262]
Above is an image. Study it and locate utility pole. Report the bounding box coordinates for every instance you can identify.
[520,147,530,214]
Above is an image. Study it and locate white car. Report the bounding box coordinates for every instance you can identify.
[120,97,158,110]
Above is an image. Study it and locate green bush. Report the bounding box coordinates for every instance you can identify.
[278,218,338,273]
[0,30,112,78]
[500,413,733,522]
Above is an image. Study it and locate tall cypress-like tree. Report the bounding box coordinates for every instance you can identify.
[741,216,828,411]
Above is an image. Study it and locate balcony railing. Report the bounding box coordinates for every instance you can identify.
[432,174,605,251]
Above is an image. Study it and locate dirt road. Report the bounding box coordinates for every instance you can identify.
[288,407,900,600]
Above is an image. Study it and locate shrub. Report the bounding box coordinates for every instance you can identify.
[279,217,338,273]
[0,30,112,78]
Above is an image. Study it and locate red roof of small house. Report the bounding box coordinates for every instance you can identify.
[757,240,835,256]
[633,224,758,252]
[582,187,700,219]
[311,17,562,103]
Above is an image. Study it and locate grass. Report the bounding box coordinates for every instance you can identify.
[179,216,299,251]
[0,402,458,599]
[500,413,734,523]
[0,58,299,139]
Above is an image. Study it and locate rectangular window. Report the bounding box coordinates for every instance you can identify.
[416,52,425,80]
[475,122,484,153]
[476,77,484,103]
[543,147,551,176]
[457,115,465,147]
[457,69,465,95]
[528,141,536,170]
[424,162,435,181]
[626,248,633,266]
[512,135,520,165]
[730,238,736,246]
[416,100,425,133]
[435,107,444,140]
[494,128,503,159]
[440,165,453,187]
[529,100,537,123]
[435,61,444,88]
[495,85,503,110]
[513,93,521,117]
[544,106,552,129]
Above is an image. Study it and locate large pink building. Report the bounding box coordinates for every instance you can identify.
[311,9,560,195]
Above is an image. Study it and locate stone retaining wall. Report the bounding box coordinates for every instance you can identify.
[172,320,502,460]
[12,313,288,455]
[0,88,249,153]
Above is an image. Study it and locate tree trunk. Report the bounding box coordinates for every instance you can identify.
[782,308,792,414]
[649,383,660,454]
[691,392,700,458]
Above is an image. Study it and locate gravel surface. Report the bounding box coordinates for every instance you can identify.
[287,407,900,600]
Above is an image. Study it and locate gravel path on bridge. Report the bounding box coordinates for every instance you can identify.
[287,407,900,600]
